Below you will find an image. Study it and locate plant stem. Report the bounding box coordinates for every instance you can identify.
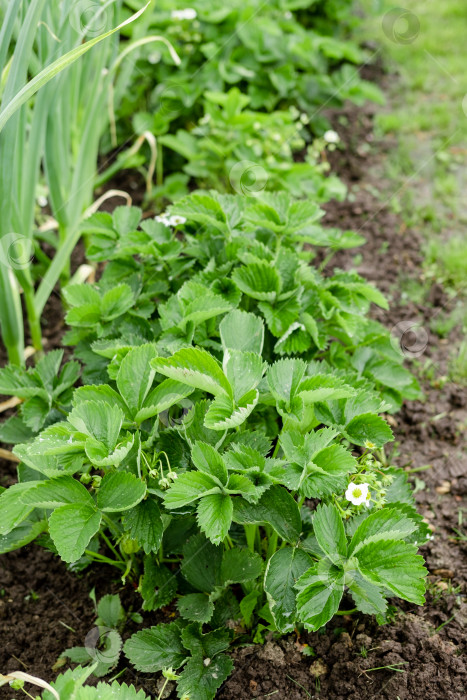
[335,607,357,615]
[244,524,257,553]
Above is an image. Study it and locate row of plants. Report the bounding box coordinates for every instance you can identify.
[0,2,426,699]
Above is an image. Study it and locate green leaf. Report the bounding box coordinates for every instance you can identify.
[267,358,307,404]
[196,494,233,545]
[68,401,124,450]
[192,441,228,485]
[0,515,47,554]
[355,539,427,604]
[233,485,302,543]
[177,593,214,624]
[116,344,158,417]
[0,481,41,535]
[124,622,187,672]
[223,351,264,402]
[141,558,177,611]
[97,594,124,628]
[181,534,223,593]
[20,476,94,509]
[97,472,147,512]
[345,413,393,447]
[264,547,312,632]
[348,506,419,556]
[122,498,163,554]
[49,504,101,563]
[164,472,220,509]
[135,378,194,423]
[347,572,387,616]
[232,263,281,302]
[101,284,135,321]
[205,389,259,431]
[177,653,233,700]
[219,310,264,354]
[312,503,348,564]
[240,590,261,626]
[295,564,345,631]
[152,347,232,397]
[221,547,263,584]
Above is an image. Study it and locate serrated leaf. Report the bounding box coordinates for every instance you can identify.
[124,622,187,672]
[97,472,147,512]
[141,558,177,611]
[233,485,302,543]
[196,494,233,545]
[135,379,194,423]
[0,481,41,535]
[20,475,94,509]
[219,310,264,354]
[101,284,135,320]
[348,506,418,555]
[355,539,427,604]
[68,401,124,450]
[223,350,264,402]
[312,503,347,564]
[152,347,232,397]
[122,498,163,554]
[181,534,223,593]
[177,653,233,700]
[49,504,101,563]
[221,547,263,584]
[192,441,228,485]
[347,571,387,615]
[116,344,158,417]
[97,594,124,628]
[267,358,307,404]
[164,472,220,509]
[205,389,259,430]
[295,564,344,631]
[264,547,312,632]
[345,412,393,447]
[177,593,214,623]
[232,263,281,302]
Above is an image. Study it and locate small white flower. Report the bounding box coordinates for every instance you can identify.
[155,214,171,227]
[171,8,197,21]
[323,129,340,144]
[345,482,371,507]
[169,215,186,226]
[284,11,293,19]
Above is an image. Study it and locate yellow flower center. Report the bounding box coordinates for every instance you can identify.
[353,487,362,498]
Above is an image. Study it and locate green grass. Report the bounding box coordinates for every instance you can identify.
[359,0,467,346]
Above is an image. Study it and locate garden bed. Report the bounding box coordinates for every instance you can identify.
[1,72,466,699]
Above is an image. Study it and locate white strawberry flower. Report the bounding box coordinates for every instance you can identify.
[323,129,340,144]
[155,214,170,226]
[345,482,371,507]
[171,8,197,20]
[169,215,186,226]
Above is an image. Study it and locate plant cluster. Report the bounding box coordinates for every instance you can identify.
[0,191,427,699]
[0,3,427,700]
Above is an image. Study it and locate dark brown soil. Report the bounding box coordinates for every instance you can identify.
[1,69,466,700]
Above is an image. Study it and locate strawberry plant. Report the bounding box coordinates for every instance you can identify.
[0,193,427,699]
